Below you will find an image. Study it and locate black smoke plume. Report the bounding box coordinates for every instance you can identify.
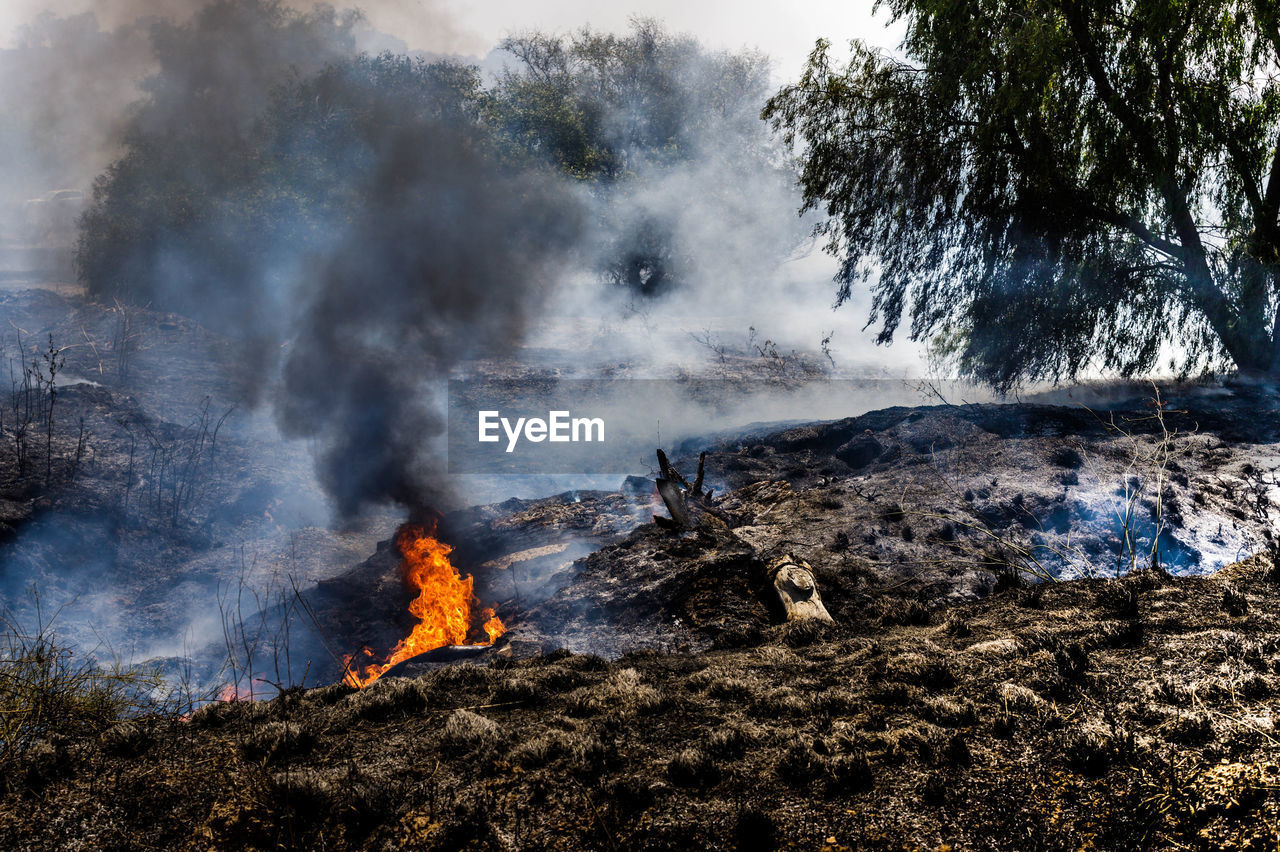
[272,60,581,514]
[62,2,820,515]
[75,4,582,514]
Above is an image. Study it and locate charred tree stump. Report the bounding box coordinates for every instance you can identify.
[766,554,834,623]
[655,477,692,529]
[654,449,722,530]
[652,452,835,625]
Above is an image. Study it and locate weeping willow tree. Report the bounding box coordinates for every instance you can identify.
[765,1,1280,389]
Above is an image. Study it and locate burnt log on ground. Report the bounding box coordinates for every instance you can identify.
[651,448,837,628]
[766,554,834,623]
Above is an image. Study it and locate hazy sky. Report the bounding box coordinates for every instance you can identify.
[0,1,901,79]
[444,0,899,77]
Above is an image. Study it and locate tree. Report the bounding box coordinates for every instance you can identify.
[765,0,1280,389]
[492,19,801,297]
[75,2,495,339]
[76,0,361,331]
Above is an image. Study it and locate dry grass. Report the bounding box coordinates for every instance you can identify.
[5,557,1280,849]
[0,604,164,791]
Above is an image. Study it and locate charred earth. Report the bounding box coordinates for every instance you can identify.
[2,289,1280,849]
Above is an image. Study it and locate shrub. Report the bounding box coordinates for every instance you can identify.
[343,678,426,721]
[706,722,760,760]
[941,612,971,637]
[925,696,977,727]
[98,720,152,758]
[706,676,759,701]
[667,747,721,786]
[1222,583,1249,617]
[997,682,1047,714]
[1097,580,1141,618]
[1,609,162,782]
[828,751,873,791]
[1160,710,1215,745]
[1060,726,1112,776]
[239,721,315,763]
[565,668,661,717]
[489,677,544,706]
[769,618,828,647]
[778,741,825,784]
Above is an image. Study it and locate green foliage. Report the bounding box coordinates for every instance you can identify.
[766,0,1280,389]
[77,1,487,331]
[490,18,792,295]
[490,19,774,178]
[76,0,362,328]
[78,11,800,309]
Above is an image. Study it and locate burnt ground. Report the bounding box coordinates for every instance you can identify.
[0,287,398,664]
[322,378,1280,676]
[7,558,1280,850]
[0,390,1270,851]
[3,286,1280,848]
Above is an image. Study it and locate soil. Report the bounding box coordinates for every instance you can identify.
[6,557,1280,850]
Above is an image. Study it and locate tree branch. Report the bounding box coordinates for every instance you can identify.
[1062,6,1155,151]
[1086,202,1187,260]
[1064,4,1265,368]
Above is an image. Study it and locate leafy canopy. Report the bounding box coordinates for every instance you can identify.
[79,12,801,309]
[765,0,1280,389]
[491,18,775,180]
[491,19,798,296]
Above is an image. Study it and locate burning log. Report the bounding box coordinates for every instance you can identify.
[767,554,834,623]
[342,523,506,688]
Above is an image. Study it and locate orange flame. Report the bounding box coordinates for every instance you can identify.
[343,523,506,688]
[216,676,270,703]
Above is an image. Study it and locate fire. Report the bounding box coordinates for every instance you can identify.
[217,679,266,702]
[343,523,506,688]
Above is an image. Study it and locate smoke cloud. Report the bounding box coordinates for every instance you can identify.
[73,4,584,514]
[273,78,582,513]
[4,0,920,522]
[0,13,146,233]
[0,0,936,683]
[0,0,479,232]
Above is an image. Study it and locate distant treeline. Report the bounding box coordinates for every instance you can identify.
[76,2,801,322]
